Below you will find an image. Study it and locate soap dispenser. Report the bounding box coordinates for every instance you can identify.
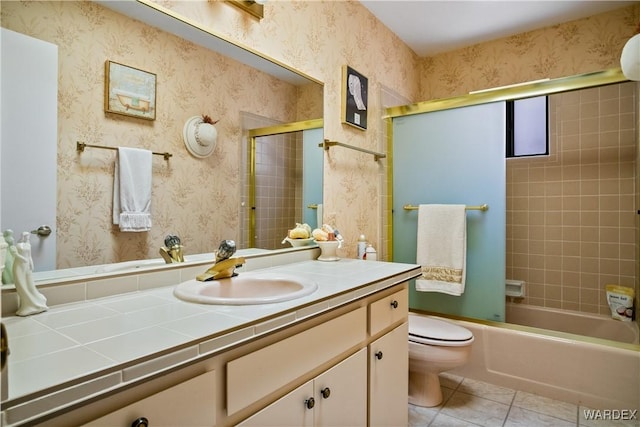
[357,234,367,259]
[364,244,377,261]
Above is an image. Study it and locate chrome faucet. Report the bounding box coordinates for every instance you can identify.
[215,239,237,263]
[159,234,184,264]
[196,240,245,281]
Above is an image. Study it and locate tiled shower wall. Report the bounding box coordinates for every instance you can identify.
[240,113,302,250]
[506,82,637,316]
[253,132,302,250]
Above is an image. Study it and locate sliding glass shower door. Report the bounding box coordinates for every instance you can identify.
[392,102,507,321]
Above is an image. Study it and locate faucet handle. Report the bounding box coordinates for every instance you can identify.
[164,234,181,248]
[215,240,237,263]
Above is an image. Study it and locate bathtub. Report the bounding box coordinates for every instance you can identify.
[505,302,639,345]
[415,310,640,410]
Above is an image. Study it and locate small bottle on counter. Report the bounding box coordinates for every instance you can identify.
[357,234,367,259]
[364,244,377,261]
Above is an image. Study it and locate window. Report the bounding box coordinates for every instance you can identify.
[506,96,549,157]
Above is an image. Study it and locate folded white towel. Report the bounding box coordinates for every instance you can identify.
[113,147,152,232]
[415,204,466,295]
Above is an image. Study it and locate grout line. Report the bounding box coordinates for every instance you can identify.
[502,391,518,427]
[410,375,588,427]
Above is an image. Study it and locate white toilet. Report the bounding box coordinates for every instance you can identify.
[408,313,474,407]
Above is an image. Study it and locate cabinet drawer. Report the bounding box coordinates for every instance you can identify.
[227,307,366,415]
[84,370,216,426]
[369,288,408,336]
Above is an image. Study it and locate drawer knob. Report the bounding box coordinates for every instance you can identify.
[390,300,399,309]
[321,387,331,399]
[375,351,383,360]
[131,417,149,427]
[305,397,315,409]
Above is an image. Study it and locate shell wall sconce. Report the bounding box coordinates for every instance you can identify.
[183,115,219,158]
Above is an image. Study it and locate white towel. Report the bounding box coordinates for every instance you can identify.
[415,204,467,295]
[113,147,152,232]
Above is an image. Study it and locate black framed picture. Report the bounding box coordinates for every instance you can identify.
[342,65,368,130]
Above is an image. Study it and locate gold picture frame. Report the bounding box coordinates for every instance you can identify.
[104,60,157,120]
[341,65,368,130]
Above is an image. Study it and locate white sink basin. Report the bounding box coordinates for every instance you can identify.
[173,272,318,305]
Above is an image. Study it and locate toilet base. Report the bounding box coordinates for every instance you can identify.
[409,370,443,407]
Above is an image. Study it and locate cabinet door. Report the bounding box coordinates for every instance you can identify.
[84,370,216,427]
[238,349,367,427]
[315,348,367,427]
[369,322,408,427]
[236,380,314,427]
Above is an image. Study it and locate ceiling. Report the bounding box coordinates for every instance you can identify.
[360,1,638,57]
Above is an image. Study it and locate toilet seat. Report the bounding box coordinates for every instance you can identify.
[409,314,474,347]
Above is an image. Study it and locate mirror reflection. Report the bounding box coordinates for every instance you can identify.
[0,1,323,282]
[242,119,324,250]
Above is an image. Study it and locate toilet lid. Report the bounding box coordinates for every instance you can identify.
[409,314,474,347]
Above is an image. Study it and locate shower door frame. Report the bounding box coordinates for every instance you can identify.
[385,68,628,260]
[384,68,635,330]
[247,118,323,249]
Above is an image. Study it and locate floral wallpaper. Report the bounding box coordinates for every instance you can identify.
[1,0,638,268]
[419,5,640,100]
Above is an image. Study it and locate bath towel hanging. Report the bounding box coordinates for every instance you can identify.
[113,147,153,232]
[415,204,467,295]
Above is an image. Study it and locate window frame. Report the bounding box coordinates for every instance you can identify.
[506,95,549,158]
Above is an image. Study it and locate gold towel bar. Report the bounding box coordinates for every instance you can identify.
[307,204,318,209]
[319,139,386,161]
[77,141,172,160]
[403,204,489,211]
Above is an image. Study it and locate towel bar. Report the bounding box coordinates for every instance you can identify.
[318,139,386,161]
[77,141,172,160]
[403,204,488,211]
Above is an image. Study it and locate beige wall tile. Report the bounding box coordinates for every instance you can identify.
[519,84,637,311]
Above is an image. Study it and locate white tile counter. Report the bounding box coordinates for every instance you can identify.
[1,258,420,426]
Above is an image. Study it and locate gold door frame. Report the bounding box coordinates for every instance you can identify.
[248,118,323,248]
[384,68,628,260]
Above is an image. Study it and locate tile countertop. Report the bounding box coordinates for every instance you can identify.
[1,258,420,425]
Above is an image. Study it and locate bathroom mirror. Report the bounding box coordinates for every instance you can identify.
[0,0,323,282]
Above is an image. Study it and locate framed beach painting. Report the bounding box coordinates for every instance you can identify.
[104,60,157,120]
[341,65,368,130]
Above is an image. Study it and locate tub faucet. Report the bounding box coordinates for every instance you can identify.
[196,240,245,281]
[159,234,184,264]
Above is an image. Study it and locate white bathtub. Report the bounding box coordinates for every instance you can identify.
[505,302,639,345]
[415,311,640,410]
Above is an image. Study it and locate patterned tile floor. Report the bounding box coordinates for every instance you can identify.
[409,373,640,427]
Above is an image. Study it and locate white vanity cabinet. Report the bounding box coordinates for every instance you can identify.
[237,348,367,427]
[226,307,367,416]
[83,369,216,427]
[368,288,409,427]
[21,276,415,427]
[234,285,409,427]
[369,323,409,426]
